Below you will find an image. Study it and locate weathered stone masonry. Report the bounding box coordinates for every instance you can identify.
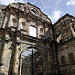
[0,3,52,75]
[0,2,75,75]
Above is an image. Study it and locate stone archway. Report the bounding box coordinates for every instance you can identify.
[18,43,48,75]
[0,32,49,75]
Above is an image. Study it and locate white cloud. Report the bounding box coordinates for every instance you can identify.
[49,10,63,23]
[0,0,25,5]
[52,10,63,20]
[16,0,25,3]
[0,0,15,5]
[67,0,75,6]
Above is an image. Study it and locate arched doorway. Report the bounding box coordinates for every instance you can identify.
[21,48,43,75]
[18,43,47,75]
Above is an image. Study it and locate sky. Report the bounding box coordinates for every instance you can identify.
[0,0,75,24]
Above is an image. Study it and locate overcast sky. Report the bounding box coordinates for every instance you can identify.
[0,0,75,24]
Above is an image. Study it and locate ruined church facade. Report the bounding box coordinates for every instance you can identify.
[0,2,75,75]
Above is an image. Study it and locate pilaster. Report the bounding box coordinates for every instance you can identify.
[0,33,12,75]
[12,33,21,75]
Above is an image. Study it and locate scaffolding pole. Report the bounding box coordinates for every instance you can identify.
[32,49,34,75]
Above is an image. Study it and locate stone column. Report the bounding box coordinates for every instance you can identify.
[8,15,13,27]
[18,13,21,31]
[43,57,47,75]
[2,16,7,28]
[0,33,12,75]
[12,36,20,75]
[18,54,22,75]
[2,11,10,28]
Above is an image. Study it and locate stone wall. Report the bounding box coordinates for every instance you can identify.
[0,2,51,75]
[54,14,75,75]
[0,5,6,28]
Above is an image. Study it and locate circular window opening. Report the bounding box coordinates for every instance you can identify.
[31,9,36,14]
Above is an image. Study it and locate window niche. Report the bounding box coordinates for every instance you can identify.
[40,28,44,35]
[61,56,66,65]
[13,18,18,27]
[30,26,36,37]
[22,22,26,30]
[68,53,74,64]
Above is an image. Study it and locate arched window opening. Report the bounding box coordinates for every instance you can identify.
[22,22,26,30]
[13,18,17,27]
[30,26,36,37]
[40,28,44,35]
[69,53,74,64]
[61,56,66,64]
